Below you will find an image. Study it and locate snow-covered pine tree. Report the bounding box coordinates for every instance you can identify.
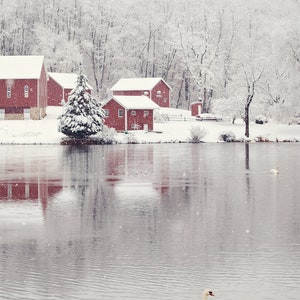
[58,69,105,139]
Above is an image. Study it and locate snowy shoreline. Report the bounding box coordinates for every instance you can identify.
[0,107,299,145]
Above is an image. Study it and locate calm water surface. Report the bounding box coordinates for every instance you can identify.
[0,143,299,300]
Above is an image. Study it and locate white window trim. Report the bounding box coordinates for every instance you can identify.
[24,85,29,98]
[118,109,123,117]
[7,86,11,98]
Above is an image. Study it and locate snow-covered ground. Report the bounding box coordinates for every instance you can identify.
[0,106,299,144]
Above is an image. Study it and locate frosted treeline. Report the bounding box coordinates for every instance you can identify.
[0,0,299,121]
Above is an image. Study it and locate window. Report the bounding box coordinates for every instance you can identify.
[7,184,12,198]
[24,85,29,98]
[25,183,30,198]
[156,90,161,97]
[144,110,149,117]
[118,109,123,117]
[7,86,11,98]
[104,109,109,116]
[131,110,136,116]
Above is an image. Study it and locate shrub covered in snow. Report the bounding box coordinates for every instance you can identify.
[96,125,117,144]
[187,126,207,143]
[218,131,236,142]
[58,69,105,139]
[125,132,138,144]
[255,115,268,124]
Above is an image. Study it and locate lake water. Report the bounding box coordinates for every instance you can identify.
[0,143,299,300]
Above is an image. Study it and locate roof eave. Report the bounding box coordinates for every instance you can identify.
[0,77,40,80]
[105,96,159,110]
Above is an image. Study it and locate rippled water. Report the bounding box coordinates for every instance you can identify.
[0,143,299,300]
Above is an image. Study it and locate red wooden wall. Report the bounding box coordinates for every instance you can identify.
[127,109,154,131]
[191,102,202,116]
[151,80,170,107]
[0,78,38,108]
[47,77,63,106]
[102,100,126,130]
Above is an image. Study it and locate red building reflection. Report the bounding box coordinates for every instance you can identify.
[104,145,170,194]
[0,180,62,213]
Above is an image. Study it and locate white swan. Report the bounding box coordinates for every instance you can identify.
[270,167,279,174]
[202,290,214,300]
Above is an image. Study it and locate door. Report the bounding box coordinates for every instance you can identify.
[0,109,4,120]
[24,108,30,120]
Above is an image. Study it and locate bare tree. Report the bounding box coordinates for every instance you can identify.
[178,8,224,111]
[243,66,264,137]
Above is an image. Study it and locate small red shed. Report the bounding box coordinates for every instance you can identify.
[102,95,160,131]
[0,55,47,120]
[190,101,202,116]
[48,72,93,106]
[111,77,171,107]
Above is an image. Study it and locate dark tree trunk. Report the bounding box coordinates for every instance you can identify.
[176,71,185,108]
[242,68,263,138]
[203,87,207,113]
[185,76,190,109]
[244,94,253,137]
[245,143,250,170]
[245,105,250,137]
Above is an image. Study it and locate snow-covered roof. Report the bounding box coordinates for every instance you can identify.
[105,95,160,110]
[48,72,93,90]
[111,77,171,91]
[0,55,44,79]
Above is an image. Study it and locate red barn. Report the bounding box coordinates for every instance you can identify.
[48,72,93,106]
[111,77,171,107]
[102,95,159,131]
[0,55,47,120]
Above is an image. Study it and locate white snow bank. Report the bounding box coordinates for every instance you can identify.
[0,106,299,144]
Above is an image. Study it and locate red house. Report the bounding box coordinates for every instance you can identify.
[0,55,47,120]
[111,77,171,107]
[102,95,159,131]
[48,72,92,106]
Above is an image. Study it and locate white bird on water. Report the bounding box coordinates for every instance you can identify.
[202,290,215,300]
[270,167,279,174]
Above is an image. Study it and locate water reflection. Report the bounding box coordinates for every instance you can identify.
[0,146,63,243]
[245,143,250,170]
[0,144,299,300]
